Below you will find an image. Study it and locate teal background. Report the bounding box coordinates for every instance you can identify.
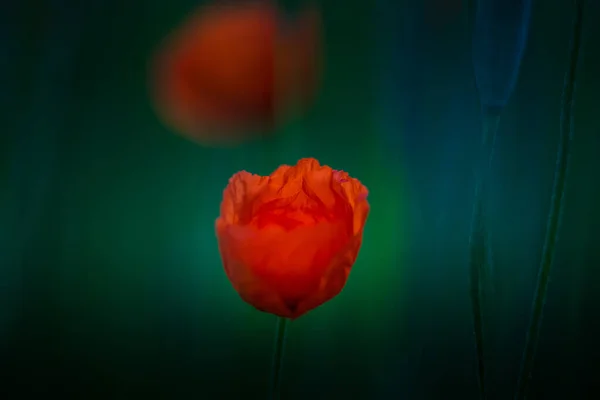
[1,0,598,398]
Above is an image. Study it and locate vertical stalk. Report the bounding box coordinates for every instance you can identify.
[514,0,584,398]
[468,111,500,400]
[269,316,290,400]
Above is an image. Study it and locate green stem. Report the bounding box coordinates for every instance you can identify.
[514,0,584,398]
[268,317,289,400]
[468,111,500,400]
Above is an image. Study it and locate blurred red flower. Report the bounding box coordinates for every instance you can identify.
[150,1,322,146]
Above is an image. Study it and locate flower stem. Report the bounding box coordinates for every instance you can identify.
[268,316,289,400]
[514,0,584,398]
[468,110,500,400]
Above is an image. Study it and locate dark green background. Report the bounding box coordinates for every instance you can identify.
[1,0,598,398]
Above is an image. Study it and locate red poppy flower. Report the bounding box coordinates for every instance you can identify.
[215,158,370,319]
[150,1,322,146]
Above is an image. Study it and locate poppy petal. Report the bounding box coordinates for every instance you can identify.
[215,158,369,318]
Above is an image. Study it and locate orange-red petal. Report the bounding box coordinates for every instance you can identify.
[215,158,369,318]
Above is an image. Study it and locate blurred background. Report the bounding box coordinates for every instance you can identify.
[0,0,598,398]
